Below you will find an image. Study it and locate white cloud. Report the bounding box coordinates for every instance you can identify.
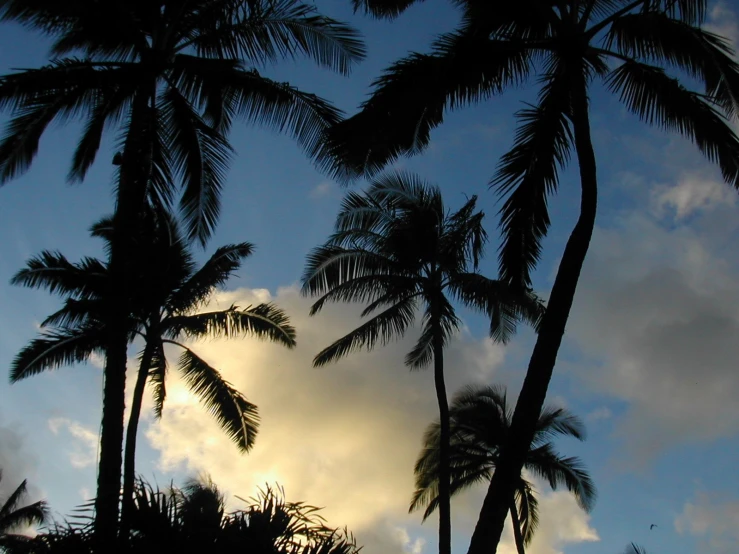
[675,490,739,554]
[48,418,99,469]
[707,2,739,51]
[141,285,597,554]
[566,205,739,462]
[651,174,737,220]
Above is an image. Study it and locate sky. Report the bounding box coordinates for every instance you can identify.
[1,1,739,554]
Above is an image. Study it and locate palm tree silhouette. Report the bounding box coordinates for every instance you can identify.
[410,385,595,554]
[0,0,363,535]
[325,2,739,551]
[302,171,544,554]
[10,208,296,537]
[0,471,48,552]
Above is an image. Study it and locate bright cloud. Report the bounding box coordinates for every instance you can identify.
[651,174,737,220]
[141,286,596,554]
[48,417,99,469]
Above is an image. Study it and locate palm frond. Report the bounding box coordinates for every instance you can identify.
[168,243,254,314]
[147,338,167,419]
[10,250,106,298]
[313,295,417,366]
[515,479,539,546]
[526,443,597,512]
[197,65,343,176]
[532,406,586,444]
[166,304,296,348]
[302,247,400,306]
[173,345,259,452]
[40,298,102,329]
[405,318,434,369]
[448,273,545,343]
[351,0,425,19]
[162,85,232,246]
[10,326,104,382]
[325,32,531,179]
[0,477,48,533]
[492,67,573,287]
[606,12,739,118]
[0,60,139,184]
[190,0,365,74]
[607,60,739,187]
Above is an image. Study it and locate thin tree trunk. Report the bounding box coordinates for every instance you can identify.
[510,500,525,554]
[432,312,451,554]
[94,90,155,546]
[119,341,155,539]
[466,76,598,554]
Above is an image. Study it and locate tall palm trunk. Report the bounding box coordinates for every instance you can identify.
[94,90,156,544]
[466,77,598,554]
[509,500,525,554]
[119,340,156,539]
[432,298,451,554]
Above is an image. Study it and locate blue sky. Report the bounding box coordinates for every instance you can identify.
[1,1,739,554]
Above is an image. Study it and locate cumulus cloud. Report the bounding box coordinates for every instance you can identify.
[675,490,739,554]
[48,418,99,469]
[651,174,737,220]
[566,200,739,461]
[141,285,596,554]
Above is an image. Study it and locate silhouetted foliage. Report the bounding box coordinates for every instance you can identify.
[0,471,48,553]
[325,2,739,552]
[10,207,296,537]
[302,172,544,554]
[410,385,595,554]
[0,0,364,536]
[6,477,360,554]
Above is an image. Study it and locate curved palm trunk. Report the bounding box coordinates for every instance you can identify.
[94,90,155,545]
[509,500,525,554]
[466,77,598,554]
[432,312,451,554]
[119,341,155,539]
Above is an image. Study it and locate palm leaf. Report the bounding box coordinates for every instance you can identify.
[188,0,365,74]
[325,32,531,179]
[0,477,48,533]
[607,12,739,117]
[606,60,739,187]
[167,243,254,314]
[172,345,259,452]
[525,443,597,512]
[166,304,296,347]
[313,295,417,366]
[302,247,401,306]
[146,338,168,419]
[10,326,104,382]
[10,250,106,298]
[448,273,545,343]
[161,85,233,246]
[492,67,573,288]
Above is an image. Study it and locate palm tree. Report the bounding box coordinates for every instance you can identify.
[410,385,596,554]
[10,208,296,538]
[301,172,544,554]
[0,471,48,552]
[325,2,739,552]
[0,0,363,537]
